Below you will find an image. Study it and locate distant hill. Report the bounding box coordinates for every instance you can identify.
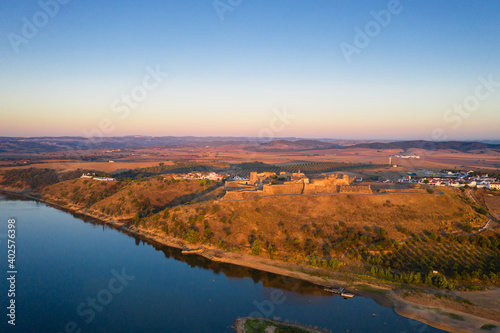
[0,136,301,153]
[247,139,338,152]
[1,137,498,154]
[246,139,500,153]
[350,140,500,152]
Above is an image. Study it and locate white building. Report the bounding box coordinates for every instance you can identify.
[489,182,500,190]
[94,177,116,182]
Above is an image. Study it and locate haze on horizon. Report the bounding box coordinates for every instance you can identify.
[1,1,499,141]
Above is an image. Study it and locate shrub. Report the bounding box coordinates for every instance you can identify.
[251,240,261,255]
[480,324,497,331]
[329,258,341,270]
[474,207,488,215]
[185,230,199,244]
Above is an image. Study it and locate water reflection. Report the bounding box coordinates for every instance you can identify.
[70,208,324,296]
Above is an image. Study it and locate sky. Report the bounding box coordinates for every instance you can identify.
[0,0,499,140]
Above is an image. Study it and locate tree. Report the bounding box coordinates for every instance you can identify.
[268,244,274,259]
[251,240,261,255]
[414,272,422,284]
[377,227,387,238]
[425,272,433,285]
[185,230,199,244]
[435,275,452,289]
[329,258,341,270]
[133,214,140,226]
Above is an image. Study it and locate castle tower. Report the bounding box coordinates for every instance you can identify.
[250,171,258,184]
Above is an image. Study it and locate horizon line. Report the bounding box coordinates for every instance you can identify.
[1,135,500,143]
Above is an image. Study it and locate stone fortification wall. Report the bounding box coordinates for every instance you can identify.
[262,183,304,195]
[339,185,372,194]
[378,188,427,194]
[303,184,339,194]
[223,172,369,200]
[221,190,260,201]
[312,174,354,187]
[224,181,254,190]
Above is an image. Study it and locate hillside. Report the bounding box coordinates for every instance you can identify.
[42,177,224,221]
[247,140,337,152]
[36,175,500,290]
[0,168,83,191]
[140,187,488,253]
[351,140,500,153]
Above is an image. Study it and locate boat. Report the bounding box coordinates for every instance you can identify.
[341,292,355,298]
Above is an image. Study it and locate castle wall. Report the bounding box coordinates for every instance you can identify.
[303,184,319,194]
[249,172,258,184]
[221,190,260,201]
[224,180,254,189]
[339,185,372,194]
[223,172,369,199]
[378,188,427,194]
[311,174,354,187]
[262,183,304,195]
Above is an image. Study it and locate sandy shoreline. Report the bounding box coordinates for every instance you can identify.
[1,188,499,333]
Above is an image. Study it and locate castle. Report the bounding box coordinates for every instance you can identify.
[223,171,371,200]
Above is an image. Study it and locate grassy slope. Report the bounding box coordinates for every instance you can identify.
[41,178,487,255]
[42,178,224,220]
[143,188,484,249]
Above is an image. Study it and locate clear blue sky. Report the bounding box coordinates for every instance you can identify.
[1,0,499,140]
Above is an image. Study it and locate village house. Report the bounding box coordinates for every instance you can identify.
[489,182,500,190]
[81,173,95,179]
[81,173,115,181]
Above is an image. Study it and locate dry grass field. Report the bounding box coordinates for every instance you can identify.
[42,177,224,220]
[181,146,500,170]
[2,145,499,173]
[137,186,486,256]
[485,194,500,219]
[0,160,175,173]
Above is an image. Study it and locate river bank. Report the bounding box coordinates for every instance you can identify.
[1,188,499,333]
[234,316,330,333]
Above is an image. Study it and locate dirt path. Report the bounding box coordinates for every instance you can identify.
[467,189,479,204]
